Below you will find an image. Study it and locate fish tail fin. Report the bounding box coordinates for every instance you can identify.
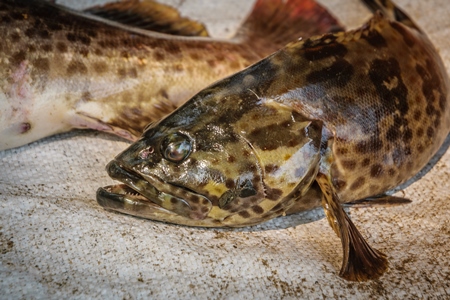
[361,0,422,33]
[234,0,344,56]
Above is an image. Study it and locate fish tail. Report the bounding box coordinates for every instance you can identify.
[361,0,422,33]
[234,0,344,55]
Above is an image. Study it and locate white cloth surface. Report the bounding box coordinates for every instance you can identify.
[1,0,449,298]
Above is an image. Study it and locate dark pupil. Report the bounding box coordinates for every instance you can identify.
[162,133,191,162]
[165,141,189,161]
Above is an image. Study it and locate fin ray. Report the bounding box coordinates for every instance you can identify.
[316,173,388,281]
[234,0,344,55]
[84,0,209,37]
[70,112,137,141]
[344,195,412,208]
[361,0,421,32]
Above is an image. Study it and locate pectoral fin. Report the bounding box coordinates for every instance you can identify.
[316,173,388,281]
[70,111,137,141]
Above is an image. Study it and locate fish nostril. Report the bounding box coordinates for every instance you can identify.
[139,146,154,159]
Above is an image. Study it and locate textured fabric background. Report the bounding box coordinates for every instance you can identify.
[1,0,449,299]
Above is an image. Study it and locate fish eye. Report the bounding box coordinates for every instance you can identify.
[161,133,192,163]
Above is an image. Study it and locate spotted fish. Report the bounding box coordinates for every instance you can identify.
[0,0,341,150]
[98,0,449,281]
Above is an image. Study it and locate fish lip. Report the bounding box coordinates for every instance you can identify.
[97,160,212,220]
[96,184,166,213]
[97,160,161,210]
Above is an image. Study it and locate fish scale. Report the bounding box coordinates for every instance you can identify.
[98,0,449,281]
[0,0,255,149]
[275,12,449,202]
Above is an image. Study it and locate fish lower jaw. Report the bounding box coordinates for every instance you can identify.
[104,160,217,221]
[101,184,150,201]
[96,184,161,211]
[96,184,180,222]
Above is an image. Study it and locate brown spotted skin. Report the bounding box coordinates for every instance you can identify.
[98,6,449,226]
[97,1,449,281]
[275,12,450,202]
[0,0,256,149]
[0,0,341,150]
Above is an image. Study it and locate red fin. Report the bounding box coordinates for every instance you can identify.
[235,0,344,55]
[84,0,209,37]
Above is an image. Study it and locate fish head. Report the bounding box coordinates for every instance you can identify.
[102,114,265,224]
[97,68,323,227]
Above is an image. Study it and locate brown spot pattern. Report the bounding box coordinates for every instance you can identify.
[238,211,250,218]
[306,58,354,87]
[265,187,282,201]
[225,179,235,189]
[81,91,92,102]
[12,50,26,65]
[303,42,348,61]
[264,164,279,174]
[154,50,165,61]
[350,177,365,191]
[227,156,236,163]
[67,60,87,75]
[370,164,384,178]
[66,32,91,46]
[248,123,303,151]
[32,57,49,71]
[56,42,67,53]
[341,160,357,171]
[361,158,371,167]
[363,29,388,48]
[190,195,200,204]
[93,62,108,74]
[354,137,383,154]
[251,205,264,214]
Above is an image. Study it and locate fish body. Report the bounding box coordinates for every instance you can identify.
[0,0,341,150]
[98,0,449,281]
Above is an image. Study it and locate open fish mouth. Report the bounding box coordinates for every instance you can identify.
[96,160,172,215]
[96,160,212,220]
[97,183,165,214]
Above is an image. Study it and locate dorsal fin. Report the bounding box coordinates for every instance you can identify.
[234,0,344,54]
[84,0,343,56]
[84,0,209,37]
[360,0,422,32]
